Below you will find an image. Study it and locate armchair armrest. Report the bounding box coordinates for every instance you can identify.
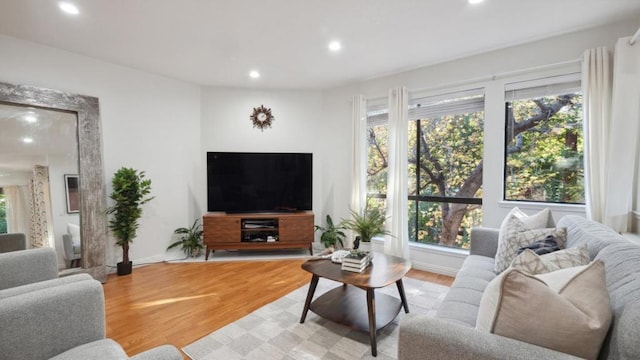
[0,279,105,360]
[129,345,183,360]
[469,227,500,258]
[0,247,58,290]
[398,315,581,360]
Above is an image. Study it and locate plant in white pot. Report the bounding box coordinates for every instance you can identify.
[106,167,154,276]
[341,205,390,253]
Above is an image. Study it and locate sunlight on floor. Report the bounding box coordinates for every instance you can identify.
[131,293,217,309]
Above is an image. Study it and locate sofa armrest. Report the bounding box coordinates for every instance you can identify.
[399,315,581,360]
[129,345,184,360]
[0,247,59,290]
[0,279,105,360]
[469,227,500,258]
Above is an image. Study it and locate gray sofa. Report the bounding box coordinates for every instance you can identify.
[0,248,182,360]
[0,232,26,253]
[399,215,640,360]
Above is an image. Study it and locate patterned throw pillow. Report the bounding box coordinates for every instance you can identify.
[494,215,566,274]
[511,245,590,275]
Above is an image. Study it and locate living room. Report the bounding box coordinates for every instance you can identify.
[1,1,640,359]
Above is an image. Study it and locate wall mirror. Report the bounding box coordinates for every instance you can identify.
[0,81,107,282]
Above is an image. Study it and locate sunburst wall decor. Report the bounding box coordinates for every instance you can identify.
[250,105,274,131]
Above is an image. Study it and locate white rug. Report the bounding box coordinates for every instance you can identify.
[182,277,449,360]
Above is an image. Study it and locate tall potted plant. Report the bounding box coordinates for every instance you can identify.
[106,167,154,275]
[341,205,391,252]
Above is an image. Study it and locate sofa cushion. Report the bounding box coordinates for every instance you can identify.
[50,339,127,360]
[476,261,611,359]
[510,245,590,275]
[495,215,566,273]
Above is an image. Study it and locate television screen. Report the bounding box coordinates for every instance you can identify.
[207,152,312,213]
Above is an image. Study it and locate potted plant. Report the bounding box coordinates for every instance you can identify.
[341,205,391,252]
[168,219,204,257]
[314,214,346,249]
[106,167,154,276]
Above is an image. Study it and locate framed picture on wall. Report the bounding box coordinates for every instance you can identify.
[64,174,80,214]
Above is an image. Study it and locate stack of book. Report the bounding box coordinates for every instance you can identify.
[341,251,373,273]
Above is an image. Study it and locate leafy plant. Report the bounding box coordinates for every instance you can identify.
[341,205,391,243]
[314,214,346,248]
[106,167,154,267]
[168,219,204,257]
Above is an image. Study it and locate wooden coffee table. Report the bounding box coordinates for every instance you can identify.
[299,252,411,357]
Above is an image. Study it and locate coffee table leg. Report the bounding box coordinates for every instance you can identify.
[300,275,319,323]
[396,279,410,313]
[366,288,377,357]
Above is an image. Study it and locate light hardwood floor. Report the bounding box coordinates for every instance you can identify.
[103,259,453,359]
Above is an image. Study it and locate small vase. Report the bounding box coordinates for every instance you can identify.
[358,241,371,253]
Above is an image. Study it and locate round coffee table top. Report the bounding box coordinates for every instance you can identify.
[302,252,411,289]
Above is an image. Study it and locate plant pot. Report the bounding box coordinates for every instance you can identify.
[117,261,133,276]
[359,241,371,253]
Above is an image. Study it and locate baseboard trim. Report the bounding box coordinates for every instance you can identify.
[411,259,459,277]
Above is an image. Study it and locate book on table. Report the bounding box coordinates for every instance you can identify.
[341,261,369,272]
[341,251,372,272]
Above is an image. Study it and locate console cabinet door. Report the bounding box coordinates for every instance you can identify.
[204,216,241,243]
[279,215,314,242]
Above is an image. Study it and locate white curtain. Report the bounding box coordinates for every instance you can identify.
[384,86,410,259]
[350,94,367,246]
[582,47,612,222]
[29,165,55,248]
[603,37,640,232]
[4,185,32,241]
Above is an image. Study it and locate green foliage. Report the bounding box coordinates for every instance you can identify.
[0,194,6,234]
[314,214,346,248]
[340,203,391,242]
[168,218,204,257]
[106,167,154,264]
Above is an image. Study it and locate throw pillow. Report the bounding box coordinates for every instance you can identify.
[494,218,566,274]
[516,235,560,255]
[511,245,590,275]
[495,208,552,273]
[476,260,611,359]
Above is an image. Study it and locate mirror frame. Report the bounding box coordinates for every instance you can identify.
[0,81,107,282]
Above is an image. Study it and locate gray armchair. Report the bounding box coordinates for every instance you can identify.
[0,248,183,360]
[0,232,26,253]
[63,233,81,267]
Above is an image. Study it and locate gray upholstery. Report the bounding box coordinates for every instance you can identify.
[0,248,183,360]
[0,232,26,253]
[0,247,58,290]
[63,233,82,267]
[399,215,640,360]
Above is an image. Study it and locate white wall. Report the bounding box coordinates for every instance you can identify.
[321,20,639,275]
[0,35,202,268]
[200,87,325,232]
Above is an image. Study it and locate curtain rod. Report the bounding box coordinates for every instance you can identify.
[630,26,640,45]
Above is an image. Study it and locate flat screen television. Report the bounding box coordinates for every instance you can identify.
[207,152,312,213]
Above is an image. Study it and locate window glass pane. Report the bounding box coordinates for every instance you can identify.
[0,190,6,234]
[504,90,584,204]
[408,200,482,249]
[367,124,388,196]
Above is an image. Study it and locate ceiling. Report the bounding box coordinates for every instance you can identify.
[0,0,639,90]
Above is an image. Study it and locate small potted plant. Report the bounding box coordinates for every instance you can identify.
[341,205,391,253]
[106,167,154,276]
[168,219,204,257]
[314,214,346,250]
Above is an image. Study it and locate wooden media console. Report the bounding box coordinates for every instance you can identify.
[202,212,314,259]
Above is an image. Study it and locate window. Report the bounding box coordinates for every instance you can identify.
[504,75,584,204]
[366,89,485,249]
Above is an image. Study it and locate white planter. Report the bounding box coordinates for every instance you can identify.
[358,241,371,253]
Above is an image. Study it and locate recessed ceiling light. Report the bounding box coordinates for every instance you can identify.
[468,0,484,4]
[328,41,342,52]
[24,113,38,123]
[22,137,34,144]
[249,70,260,79]
[59,2,79,15]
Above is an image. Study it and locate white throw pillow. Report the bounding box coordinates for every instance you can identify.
[476,260,612,360]
[67,223,80,237]
[511,245,590,275]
